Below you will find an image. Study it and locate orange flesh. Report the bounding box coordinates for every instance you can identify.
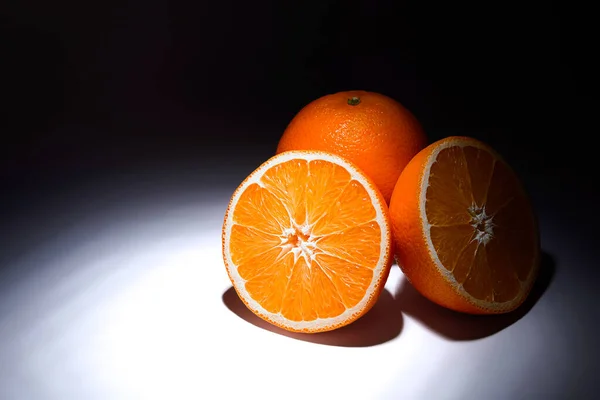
[230,159,381,322]
[426,145,536,303]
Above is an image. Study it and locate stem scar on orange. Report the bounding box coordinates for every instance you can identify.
[222,150,393,333]
[389,136,540,314]
[276,90,428,204]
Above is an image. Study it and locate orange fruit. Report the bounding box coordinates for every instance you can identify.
[222,150,393,333]
[276,90,427,204]
[389,136,540,314]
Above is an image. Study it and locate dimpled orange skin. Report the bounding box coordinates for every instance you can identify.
[276,90,427,204]
[389,136,539,314]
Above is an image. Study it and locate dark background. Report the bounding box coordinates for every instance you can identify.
[2,0,595,270]
[2,2,596,273]
[2,0,593,187]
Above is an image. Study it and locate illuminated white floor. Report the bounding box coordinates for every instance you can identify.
[0,175,595,399]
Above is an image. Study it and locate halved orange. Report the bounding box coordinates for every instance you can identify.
[389,136,540,314]
[222,150,393,332]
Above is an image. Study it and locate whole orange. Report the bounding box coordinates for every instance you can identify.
[276,90,427,203]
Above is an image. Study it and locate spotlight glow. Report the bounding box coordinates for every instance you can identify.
[0,174,595,399]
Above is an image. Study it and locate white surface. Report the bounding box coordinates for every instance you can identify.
[0,179,595,399]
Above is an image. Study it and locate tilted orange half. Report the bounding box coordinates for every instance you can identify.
[389,136,540,314]
[222,150,393,332]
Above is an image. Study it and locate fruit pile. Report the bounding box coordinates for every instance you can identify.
[222,90,540,333]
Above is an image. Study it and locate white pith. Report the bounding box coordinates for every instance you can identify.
[280,224,318,265]
[468,204,495,246]
[223,151,390,330]
[420,138,537,310]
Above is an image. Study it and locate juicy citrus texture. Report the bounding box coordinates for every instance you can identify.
[276,90,427,204]
[389,136,540,314]
[222,150,393,332]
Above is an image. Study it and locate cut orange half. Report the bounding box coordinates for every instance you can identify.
[389,136,540,314]
[222,150,393,333]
